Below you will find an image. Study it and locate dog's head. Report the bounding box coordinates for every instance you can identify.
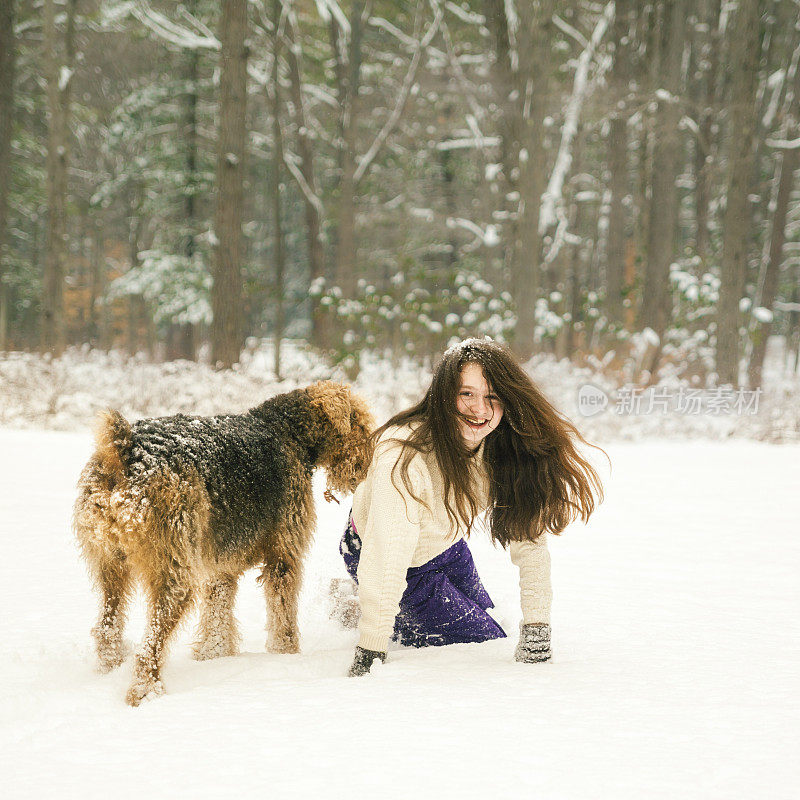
[305,381,375,495]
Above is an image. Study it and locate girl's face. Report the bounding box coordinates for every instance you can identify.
[456,362,504,447]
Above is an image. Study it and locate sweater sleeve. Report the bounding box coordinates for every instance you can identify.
[509,536,552,625]
[355,440,424,652]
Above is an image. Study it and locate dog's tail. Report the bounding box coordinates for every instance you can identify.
[94,408,133,483]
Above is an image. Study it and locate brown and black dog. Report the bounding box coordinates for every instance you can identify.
[74,381,374,706]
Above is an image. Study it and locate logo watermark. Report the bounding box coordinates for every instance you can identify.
[577,385,762,417]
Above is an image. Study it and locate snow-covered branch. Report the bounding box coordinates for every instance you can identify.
[440,18,487,131]
[539,1,614,235]
[131,1,219,50]
[368,16,418,49]
[762,68,786,130]
[552,14,590,51]
[679,115,701,137]
[313,0,350,34]
[283,150,324,214]
[765,136,800,149]
[436,136,501,151]
[354,1,443,184]
[444,2,484,25]
[301,83,339,109]
[446,217,500,248]
[504,0,519,72]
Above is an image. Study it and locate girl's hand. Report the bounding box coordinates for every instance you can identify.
[514,623,552,663]
[348,646,386,676]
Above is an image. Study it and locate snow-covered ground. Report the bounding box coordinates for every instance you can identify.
[1,428,797,799]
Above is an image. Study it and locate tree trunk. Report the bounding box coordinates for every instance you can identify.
[485,0,556,361]
[606,0,632,331]
[747,144,797,387]
[172,1,201,362]
[211,0,249,369]
[639,0,687,370]
[553,124,584,358]
[691,0,722,267]
[284,3,326,346]
[41,0,77,356]
[331,2,364,298]
[716,0,762,387]
[271,0,285,381]
[88,214,107,349]
[567,167,589,357]
[126,209,144,355]
[747,42,800,387]
[628,4,658,324]
[0,0,15,351]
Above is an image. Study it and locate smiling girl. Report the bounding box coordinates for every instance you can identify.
[340,337,604,676]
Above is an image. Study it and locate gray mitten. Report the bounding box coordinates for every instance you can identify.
[348,646,387,676]
[514,623,552,663]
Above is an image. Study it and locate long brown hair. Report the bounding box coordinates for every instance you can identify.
[372,338,606,546]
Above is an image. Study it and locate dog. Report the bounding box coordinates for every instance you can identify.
[74,381,374,706]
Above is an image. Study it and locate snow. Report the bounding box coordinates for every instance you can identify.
[1,430,798,798]
[58,66,73,92]
[655,88,678,103]
[753,306,774,324]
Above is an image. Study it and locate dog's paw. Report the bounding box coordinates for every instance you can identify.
[328,578,361,630]
[125,678,165,707]
[192,637,239,661]
[266,635,300,655]
[330,595,361,629]
[92,627,131,673]
[96,647,130,674]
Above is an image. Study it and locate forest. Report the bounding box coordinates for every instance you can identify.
[1,0,799,388]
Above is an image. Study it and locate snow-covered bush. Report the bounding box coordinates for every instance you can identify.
[107,249,213,326]
[309,261,515,369]
[658,260,720,384]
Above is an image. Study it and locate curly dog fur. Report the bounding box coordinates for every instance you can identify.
[74,381,374,706]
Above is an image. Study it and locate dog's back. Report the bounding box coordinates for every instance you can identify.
[76,391,332,573]
[125,410,300,555]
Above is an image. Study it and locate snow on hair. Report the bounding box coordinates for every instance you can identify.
[443,335,496,359]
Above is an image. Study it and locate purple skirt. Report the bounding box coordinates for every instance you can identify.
[339,512,506,648]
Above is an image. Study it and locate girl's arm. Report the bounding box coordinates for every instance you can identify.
[351,441,424,663]
[509,536,553,662]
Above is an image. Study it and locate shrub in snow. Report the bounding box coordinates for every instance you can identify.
[308,260,515,366]
[107,250,213,326]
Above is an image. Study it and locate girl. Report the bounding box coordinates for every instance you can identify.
[340,337,604,676]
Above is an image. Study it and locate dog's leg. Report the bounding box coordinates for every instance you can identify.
[90,552,132,673]
[262,556,303,654]
[126,572,194,707]
[329,577,361,630]
[193,574,241,661]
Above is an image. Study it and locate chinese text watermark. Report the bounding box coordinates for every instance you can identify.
[577,384,762,417]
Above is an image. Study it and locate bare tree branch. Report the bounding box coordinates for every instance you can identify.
[354,0,443,183]
[539,1,613,236]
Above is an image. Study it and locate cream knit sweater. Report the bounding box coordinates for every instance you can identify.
[351,424,552,652]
